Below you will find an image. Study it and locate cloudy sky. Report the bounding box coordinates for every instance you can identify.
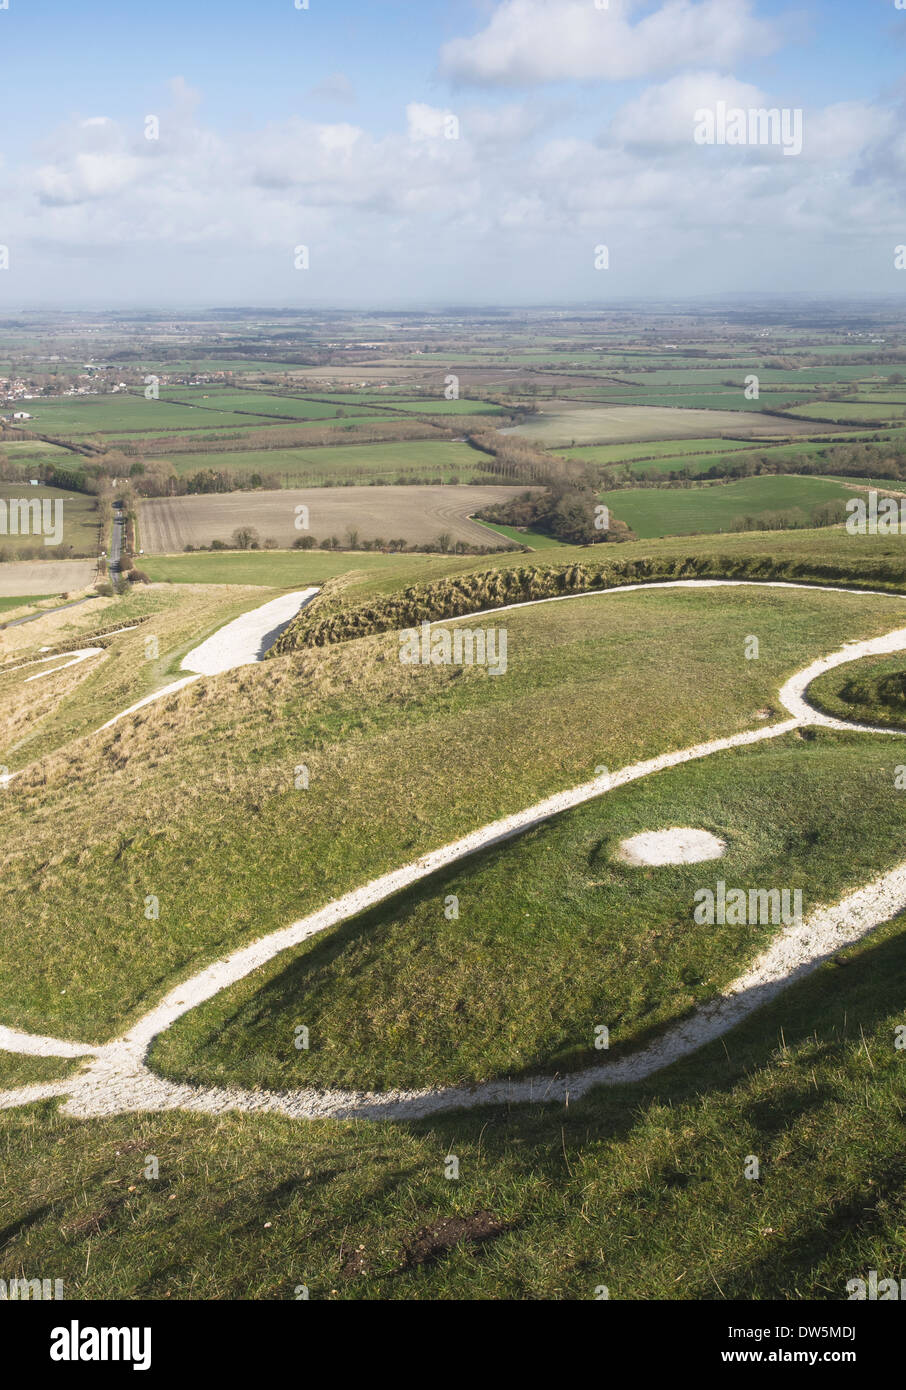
[1,0,905,307]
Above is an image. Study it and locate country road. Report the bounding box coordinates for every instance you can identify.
[109,502,125,571]
[1,595,100,629]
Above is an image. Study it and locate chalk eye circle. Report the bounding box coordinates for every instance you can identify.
[615,828,726,866]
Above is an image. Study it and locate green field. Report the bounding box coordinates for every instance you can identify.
[114,414,414,446]
[563,389,811,413]
[373,399,504,415]
[555,437,760,467]
[473,519,567,549]
[299,391,505,413]
[19,389,431,438]
[602,475,859,538]
[788,402,906,424]
[159,389,382,419]
[0,439,73,459]
[161,439,486,483]
[619,438,896,479]
[0,483,98,555]
[0,594,42,615]
[20,395,260,436]
[138,524,906,604]
[140,549,493,587]
[507,402,829,448]
[578,365,906,387]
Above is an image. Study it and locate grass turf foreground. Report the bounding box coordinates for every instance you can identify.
[3,902,906,1301]
[808,655,906,731]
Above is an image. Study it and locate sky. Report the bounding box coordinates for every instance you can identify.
[1,0,905,307]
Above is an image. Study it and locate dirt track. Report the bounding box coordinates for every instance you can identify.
[139,485,529,553]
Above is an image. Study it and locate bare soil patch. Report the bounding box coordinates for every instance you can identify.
[0,560,96,597]
[401,1212,508,1269]
[139,486,528,554]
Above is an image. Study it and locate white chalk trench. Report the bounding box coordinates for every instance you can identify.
[2,579,906,1122]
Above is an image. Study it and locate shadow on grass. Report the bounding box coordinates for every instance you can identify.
[156,791,905,1112]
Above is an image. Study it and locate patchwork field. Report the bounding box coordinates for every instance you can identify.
[602,475,861,538]
[18,394,261,436]
[139,484,528,553]
[18,389,506,442]
[505,402,837,447]
[787,401,906,424]
[555,437,760,467]
[159,439,487,484]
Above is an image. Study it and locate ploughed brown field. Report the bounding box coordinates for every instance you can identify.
[138,485,532,554]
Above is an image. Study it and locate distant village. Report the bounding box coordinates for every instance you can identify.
[0,365,233,426]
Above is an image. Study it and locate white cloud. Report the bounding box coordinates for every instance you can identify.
[36,151,145,206]
[607,72,766,148]
[406,103,459,141]
[805,102,896,163]
[439,0,779,86]
[6,74,905,303]
[461,101,551,147]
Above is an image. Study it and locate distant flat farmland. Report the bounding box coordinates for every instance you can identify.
[554,438,759,465]
[162,439,483,482]
[139,485,530,553]
[21,394,256,436]
[159,389,381,419]
[504,402,842,447]
[786,402,906,424]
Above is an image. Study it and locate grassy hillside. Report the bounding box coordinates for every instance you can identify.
[0,583,283,770]
[153,731,906,1092]
[142,526,906,607]
[1,584,903,1041]
[4,378,906,1309]
[4,909,906,1299]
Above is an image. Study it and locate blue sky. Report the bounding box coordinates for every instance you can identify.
[1,0,905,305]
[2,1,902,136]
